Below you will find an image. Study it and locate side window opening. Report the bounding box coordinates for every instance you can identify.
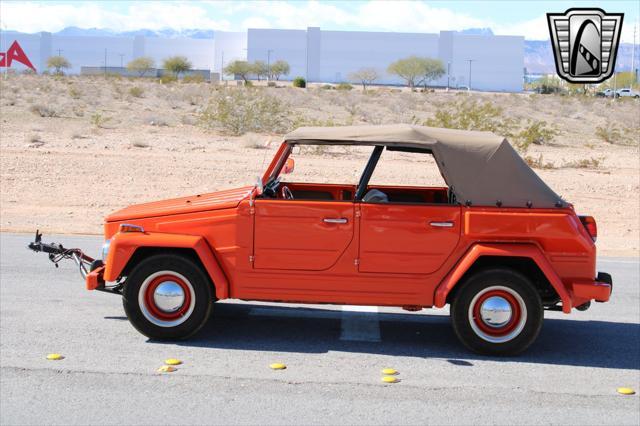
[363,148,451,205]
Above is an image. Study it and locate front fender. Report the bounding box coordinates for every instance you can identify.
[104,231,229,299]
[433,243,572,313]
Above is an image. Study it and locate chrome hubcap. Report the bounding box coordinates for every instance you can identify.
[153,281,185,313]
[479,296,512,328]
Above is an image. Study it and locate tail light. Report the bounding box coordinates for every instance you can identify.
[579,216,597,242]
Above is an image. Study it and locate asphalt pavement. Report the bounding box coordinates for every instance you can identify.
[1,233,638,425]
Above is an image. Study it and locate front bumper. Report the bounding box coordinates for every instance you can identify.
[572,272,613,304]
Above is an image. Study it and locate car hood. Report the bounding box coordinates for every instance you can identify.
[106,186,253,222]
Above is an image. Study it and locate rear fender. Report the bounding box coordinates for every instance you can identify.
[104,232,229,299]
[434,243,572,313]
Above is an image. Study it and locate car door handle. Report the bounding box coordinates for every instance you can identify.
[323,218,348,224]
[429,221,454,228]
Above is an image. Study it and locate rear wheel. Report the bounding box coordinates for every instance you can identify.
[451,268,543,356]
[123,254,214,340]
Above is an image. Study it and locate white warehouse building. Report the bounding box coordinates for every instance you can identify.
[215,27,524,92]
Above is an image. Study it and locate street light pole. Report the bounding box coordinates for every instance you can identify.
[267,49,273,82]
[220,50,224,83]
[466,59,475,91]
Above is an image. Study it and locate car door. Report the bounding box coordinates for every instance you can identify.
[253,199,354,270]
[358,203,461,274]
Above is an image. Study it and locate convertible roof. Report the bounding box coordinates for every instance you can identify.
[284,124,566,208]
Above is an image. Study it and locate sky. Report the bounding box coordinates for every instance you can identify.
[1,0,639,42]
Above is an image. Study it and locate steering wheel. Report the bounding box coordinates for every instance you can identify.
[281,185,294,200]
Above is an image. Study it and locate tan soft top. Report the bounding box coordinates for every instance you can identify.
[284,124,565,208]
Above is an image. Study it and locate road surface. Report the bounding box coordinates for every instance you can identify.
[1,233,638,425]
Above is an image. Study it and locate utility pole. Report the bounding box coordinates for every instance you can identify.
[119,53,124,68]
[267,49,273,82]
[220,50,224,83]
[447,62,451,91]
[633,23,637,83]
[56,48,63,57]
[104,48,107,77]
[466,59,476,91]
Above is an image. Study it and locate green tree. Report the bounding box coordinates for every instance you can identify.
[419,59,445,89]
[270,60,290,80]
[162,56,192,77]
[387,56,428,88]
[251,60,269,81]
[224,60,253,83]
[126,56,155,77]
[348,67,380,90]
[46,56,71,75]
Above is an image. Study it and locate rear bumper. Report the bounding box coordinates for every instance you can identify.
[86,266,105,290]
[571,272,612,304]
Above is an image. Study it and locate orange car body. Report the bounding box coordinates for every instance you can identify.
[89,140,611,313]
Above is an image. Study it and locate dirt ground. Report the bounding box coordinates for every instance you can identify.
[0,75,638,256]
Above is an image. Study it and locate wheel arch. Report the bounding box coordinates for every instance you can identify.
[434,243,571,313]
[104,231,229,299]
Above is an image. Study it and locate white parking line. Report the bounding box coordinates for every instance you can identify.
[339,305,381,342]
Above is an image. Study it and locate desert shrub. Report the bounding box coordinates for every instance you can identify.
[321,84,334,90]
[29,104,58,117]
[562,157,602,169]
[512,119,559,151]
[267,81,276,87]
[160,74,177,84]
[524,154,556,169]
[183,74,205,84]
[424,99,516,136]
[292,77,306,88]
[595,121,622,143]
[291,114,339,128]
[68,86,82,99]
[90,112,111,128]
[128,86,144,98]
[198,88,291,135]
[336,82,353,91]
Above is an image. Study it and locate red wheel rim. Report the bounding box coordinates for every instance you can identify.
[472,289,521,337]
[143,274,192,321]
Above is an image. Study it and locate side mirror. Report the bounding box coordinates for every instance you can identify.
[282,158,295,174]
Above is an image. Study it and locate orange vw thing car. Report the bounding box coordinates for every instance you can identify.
[29,125,612,355]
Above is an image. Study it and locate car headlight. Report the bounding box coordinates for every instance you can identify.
[101,239,111,262]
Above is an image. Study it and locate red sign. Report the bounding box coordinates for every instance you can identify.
[0,41,36,71]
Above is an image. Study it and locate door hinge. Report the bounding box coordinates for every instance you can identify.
[249,255,255,263]
[355,210,361,218]
[354,258,360,266]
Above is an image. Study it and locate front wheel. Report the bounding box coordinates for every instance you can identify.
[450,269,543,356]
[123,254,214,340]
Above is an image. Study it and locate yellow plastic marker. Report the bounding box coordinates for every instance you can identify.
[381,368,398,375]
[381,376,398,383]
[165,358,182,366]
[157,365,177,373]
[617,387,635,395]
[46,353,64,360]
[269,363,286,370]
